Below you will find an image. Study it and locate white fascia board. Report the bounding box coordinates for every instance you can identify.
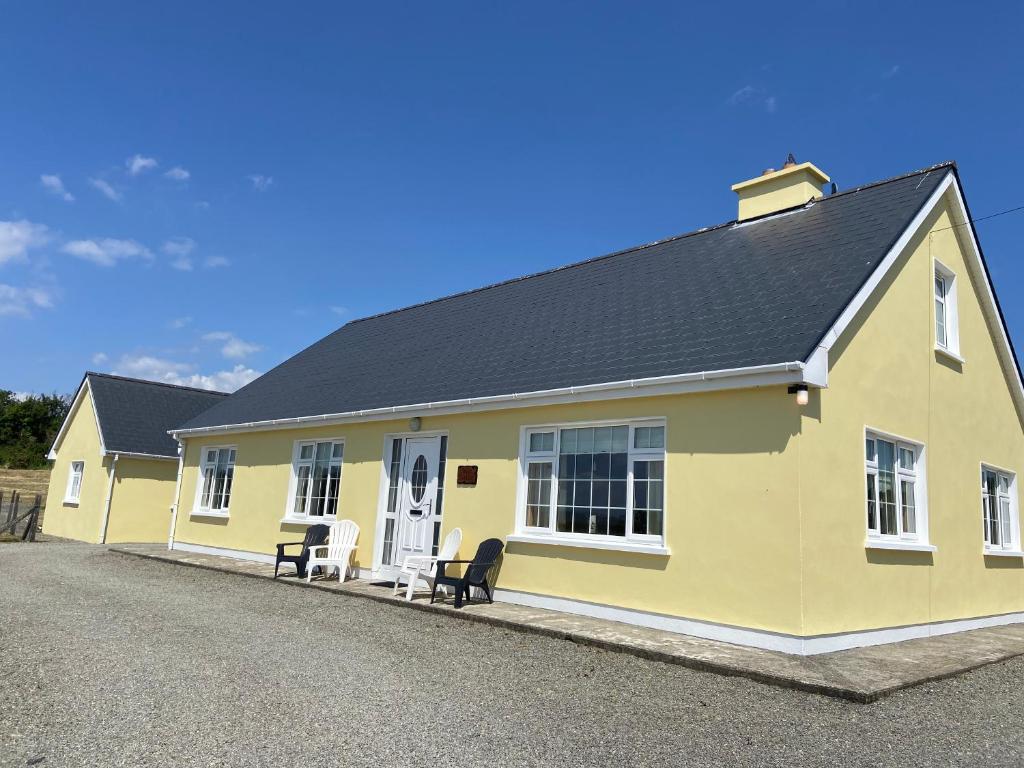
[48,377,108,460]
[170,361,807,439]
[108,451,179,461]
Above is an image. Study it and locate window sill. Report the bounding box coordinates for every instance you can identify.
[865,539,936,553]
[280,516,337,525]
[507,533,669,556]
[984,548,1024,558]
[62,499,80,507]
[190,510,230,519]
[934,345,965,365]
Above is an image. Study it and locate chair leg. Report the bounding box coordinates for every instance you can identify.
[405,575,416,602]
[454,586,463,609]
[430,581,440,604]
[274,561,279,578]
[481,581,493,604]
[306,564,314,583]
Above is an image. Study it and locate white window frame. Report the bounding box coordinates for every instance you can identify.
[981,463,1021,556]
[282,438,345,523]
[192,445,237,518]
[864,428,933,551]
[513,417,668,554]
[64,460,84,504]
[933,259,962,360]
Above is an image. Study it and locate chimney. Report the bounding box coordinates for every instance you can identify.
[731,154,830,221]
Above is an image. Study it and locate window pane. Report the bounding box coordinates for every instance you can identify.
[632,460,664,537]
[999,497,1012,547]
[300,444,314,460]
[900,479,916,534]
[898,447,915,471]
[634,426,664,450]
[934,275,945,299]
[526,462,552,528]
[611,426,629,453]
[529,432,554,453]
[201,466,214,507]
[865,439,875,462]
[866,473,877,530]
[294,465,311,516]
[331,442,344,459]
[877,439,898,535]
[983,470,999,546]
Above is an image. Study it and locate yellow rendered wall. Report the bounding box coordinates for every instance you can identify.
[798,196,1024,635]
[175,388,806,634]
[42,386,110,543]
[104,457,177,543]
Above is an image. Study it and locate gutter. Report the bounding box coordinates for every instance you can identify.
[98,453,118,544]
[170,361,808,439]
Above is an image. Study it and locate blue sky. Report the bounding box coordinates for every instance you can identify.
[3,1,1023,394]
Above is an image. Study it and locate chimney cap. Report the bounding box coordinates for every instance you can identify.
[732,161,830,193]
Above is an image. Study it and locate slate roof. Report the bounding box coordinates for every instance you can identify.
[180,163,955,432]
[83,373,228,457]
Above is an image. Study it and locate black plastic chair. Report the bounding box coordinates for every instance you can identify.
[430,538,504,608]
[274,524,330,578]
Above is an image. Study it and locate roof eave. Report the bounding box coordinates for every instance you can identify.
[171,360,808,439]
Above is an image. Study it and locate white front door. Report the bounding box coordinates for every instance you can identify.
[394,436,443,567]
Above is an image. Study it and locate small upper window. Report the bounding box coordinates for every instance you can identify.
[982,467,1019,553]
[934,261,960,356]
[64,461,84,503]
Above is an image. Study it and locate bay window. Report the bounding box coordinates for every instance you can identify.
[196,446,236,515]
[519,420,666,547]
[288,439,344,520]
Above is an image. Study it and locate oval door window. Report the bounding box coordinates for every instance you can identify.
[410,455,428,503]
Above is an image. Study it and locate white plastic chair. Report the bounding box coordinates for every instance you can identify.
[392,527,462,601]
[307,520,359,582]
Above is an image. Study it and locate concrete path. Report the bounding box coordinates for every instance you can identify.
[110,543,1024,702]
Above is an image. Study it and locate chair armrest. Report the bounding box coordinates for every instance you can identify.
[308,544,329,558]
[401,555,435,570]
[276,541,305,553]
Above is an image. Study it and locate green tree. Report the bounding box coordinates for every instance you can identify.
[0,391,71,469]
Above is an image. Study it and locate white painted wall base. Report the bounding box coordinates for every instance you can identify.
[493,587,1024,655]
[169,541,1024,656]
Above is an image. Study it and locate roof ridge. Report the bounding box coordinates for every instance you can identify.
[86,371,230,396]
[345,161,956,327]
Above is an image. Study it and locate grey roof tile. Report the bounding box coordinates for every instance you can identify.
[180,164,953,431]
[86,373,228,457]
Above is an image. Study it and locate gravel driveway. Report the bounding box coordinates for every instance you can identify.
[2,543,1023,767]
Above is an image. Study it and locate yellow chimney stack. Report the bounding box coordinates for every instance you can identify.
[731,159,830,221]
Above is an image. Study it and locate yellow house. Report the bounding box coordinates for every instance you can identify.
[44,373,227,544]
[162,159,1024,654]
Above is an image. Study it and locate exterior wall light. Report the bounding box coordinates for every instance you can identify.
[788,384,809,406]
[409,416,422,432]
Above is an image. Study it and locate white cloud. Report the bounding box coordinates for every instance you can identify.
[727,85,777,112]
[202,331,262,359]
[167,316,192,329]
[62,238,153,267]
[91,352,109,365]
[164,166,190,181]
[330,305,348,316]
[111,354,260,392]
[0,220,50,265]
[203,255,230,269]
[883,65,901,79]
[0,284,54,317]
[126,154,158,176]
[161,237,196,256]
[40,174,74,202]
[162,237,196,271]
[89,178,122,202]
[247,174,273,191]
